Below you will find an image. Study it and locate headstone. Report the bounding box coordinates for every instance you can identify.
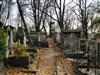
[23,34,26,46]
[16,27,24,43]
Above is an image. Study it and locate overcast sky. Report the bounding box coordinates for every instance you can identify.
[7,0,100,30]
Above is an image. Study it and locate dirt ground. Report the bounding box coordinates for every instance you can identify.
[0,38,76,75]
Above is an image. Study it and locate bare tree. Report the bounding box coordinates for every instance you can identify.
[26,0,53,32]
[0,0,12,24]
[72,0,96,39]
[51,0,74,44]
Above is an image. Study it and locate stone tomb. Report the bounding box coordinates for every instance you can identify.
[63,30,81,50]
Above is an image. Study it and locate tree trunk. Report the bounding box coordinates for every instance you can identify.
[49,12,52,38]
[59,21,64,46]
[17,0,33,46]
[43,20,47,39]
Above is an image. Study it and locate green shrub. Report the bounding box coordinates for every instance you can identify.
[0,27,7,63]
[12,43,29,57]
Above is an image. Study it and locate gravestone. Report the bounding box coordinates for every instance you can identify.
[16,27,24,43]
[30,31,46,46]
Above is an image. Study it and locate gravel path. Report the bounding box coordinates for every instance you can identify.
[36,38,76,75]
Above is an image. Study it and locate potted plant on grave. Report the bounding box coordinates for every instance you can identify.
[4,43,30,68]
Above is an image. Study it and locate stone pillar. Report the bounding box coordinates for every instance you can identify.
[38,33,41,41]
[6,35,9,47]
[10,30,13,48]
[6,35,9,58]
[57,33,60,42]
[18,39,20,45]
[23,34,26,46]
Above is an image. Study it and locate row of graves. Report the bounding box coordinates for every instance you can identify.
[0,22,49,70]
[51,29,88,59]
[53,29,100,74]
[0,24,32,68]
[30,31,49,47]
[54,29,100,59]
